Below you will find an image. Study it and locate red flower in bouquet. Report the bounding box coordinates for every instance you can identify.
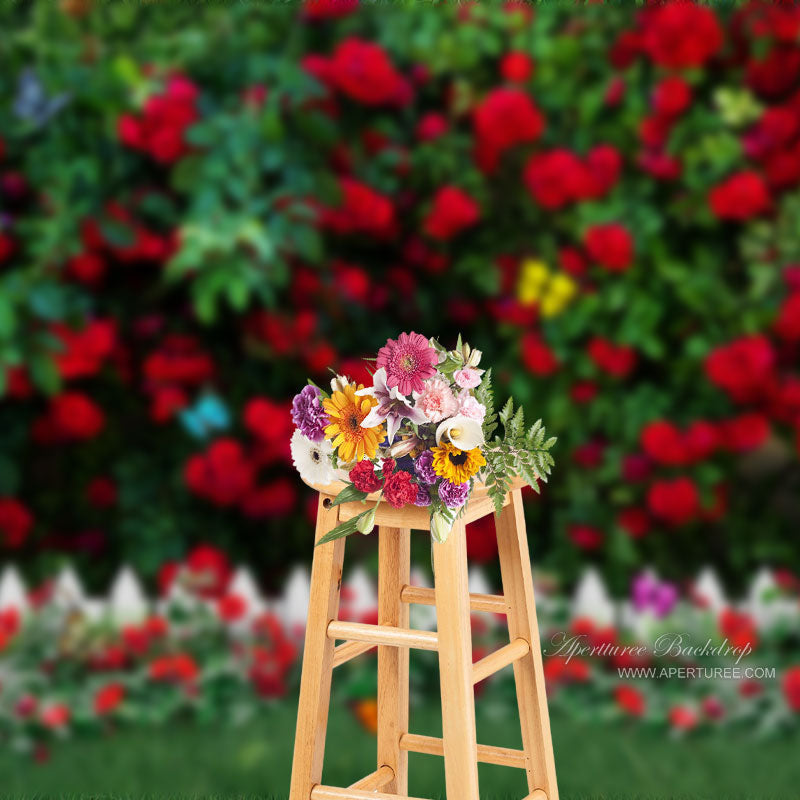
[383,470,417,509]
[0,498,33,548]
[474,88,544,172]
[782,666,800,712]
[615,685,646,716]
[709,171,771,220]
[349,459,383,493]
[424,186,480,241]
[647,477,699,527]
[642,3,723,69]
[584,224,634,272]
[329,38,409,106]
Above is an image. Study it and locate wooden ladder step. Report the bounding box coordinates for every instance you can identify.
[327,620,438,651]
[472,637,530,684]
[347,765,394,790]
[398,733,527,769]
[311,786,429,800]
[400,584,507,615]
[332,640,376,668]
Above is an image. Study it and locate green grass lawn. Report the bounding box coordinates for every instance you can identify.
[0,699,797,799]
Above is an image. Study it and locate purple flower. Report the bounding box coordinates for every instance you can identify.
[357,367,427,444]
[631,572,678,619]
[291,385,328,442]
[438,479,469,509]
[414,484,432,507]
[414,450,438,485]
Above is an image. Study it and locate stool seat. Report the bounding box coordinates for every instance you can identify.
[301,476,528,530]
[289,483,558,800]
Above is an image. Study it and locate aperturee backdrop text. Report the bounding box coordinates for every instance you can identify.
[289,332,556,543]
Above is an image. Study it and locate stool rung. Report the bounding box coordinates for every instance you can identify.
[348,765,394,790]
[311,786,428,800]
[332,640,376,668]
[327,620,438,651]
[399,733,527,769]
[524,791,548,800]
[400,584,507,614]
[472,637,530,684]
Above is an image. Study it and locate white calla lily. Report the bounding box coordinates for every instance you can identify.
[435,415,484,451]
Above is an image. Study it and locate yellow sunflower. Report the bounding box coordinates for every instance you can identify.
[323,383,384,463]
[431,442,486,484]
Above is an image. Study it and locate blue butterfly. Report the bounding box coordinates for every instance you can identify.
[13,69,71,129]
[179,393,230,439]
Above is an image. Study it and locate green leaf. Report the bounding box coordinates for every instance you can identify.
[330,484,369,507]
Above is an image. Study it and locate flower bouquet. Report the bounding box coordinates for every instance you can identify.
[289,332,556,544]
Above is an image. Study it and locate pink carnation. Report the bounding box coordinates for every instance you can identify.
[415,377,458,423]
[457,392,486,423]
[376,331,438,396]
[453,367,482,389]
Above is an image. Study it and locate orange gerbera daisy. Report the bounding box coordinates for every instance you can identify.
[323,383,384,463]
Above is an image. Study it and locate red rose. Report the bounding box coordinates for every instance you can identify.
[720,608,758,651]
[709,171,771,220]
[572,440,604,469]
[643,3,723,69]
[615,685,646,716]
[500,52,534,83]
[349,459,384,493]
[719,413,769,452]
[86,477,117,509]
[184,439,255,507]
[423,186,480,241]
[329,38,409,106]
[217,592,248,622]
[244,397,292,444]
[48,392,105,441]
[587,337,636,378]
[570,381,597,404]
[466,515,498,563]
[559,246,586,277]
[242,480,297,518]
[782,666,800,712]
[584,224,634,272]
[53,319,115,379]
[705,335,775,403]
[774,293,800,340]
[67,252,106,285]
[684,420,719,462]
[302,0,358,20]
[568,524,604,550]
[585,144,622,197]
[323,177,395,237]
[416,113,448,141]
[184,544,232,598]
[668,705,698,731]
[521,333,559,376]
[638,150,682,181]
[524,149,589,209]
[747,45,800,100]
[474,88,544,172]
[41,703,70,729]
[640,420,687,466]
[149,653,199,683]
[647,477,700,527]
[383,470,417,509]
[652,76,692,118]
[0,498,33,548]
[94,684,125,716]
[617,507,651,539]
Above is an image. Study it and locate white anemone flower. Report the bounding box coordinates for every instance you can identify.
[356,367,427,444]
[291,429,336,485]
[435,415,485,451]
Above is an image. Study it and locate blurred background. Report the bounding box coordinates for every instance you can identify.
[1,2,799,798]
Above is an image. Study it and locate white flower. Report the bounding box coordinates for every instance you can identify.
[356,367,427,443]
[330,374,350,393]
[435,415,485,451]
[291,430,336,485]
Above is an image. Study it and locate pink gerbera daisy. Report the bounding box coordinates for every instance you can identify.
[376,332,438,395]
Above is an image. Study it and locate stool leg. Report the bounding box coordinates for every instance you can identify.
[495,489,559,800]
[377,526,410,794]
[433,519,480,800]
[289,496,346,800]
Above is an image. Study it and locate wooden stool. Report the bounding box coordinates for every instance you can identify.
[289,478,558,800]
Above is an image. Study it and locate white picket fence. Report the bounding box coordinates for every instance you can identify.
[0,561,796,633]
